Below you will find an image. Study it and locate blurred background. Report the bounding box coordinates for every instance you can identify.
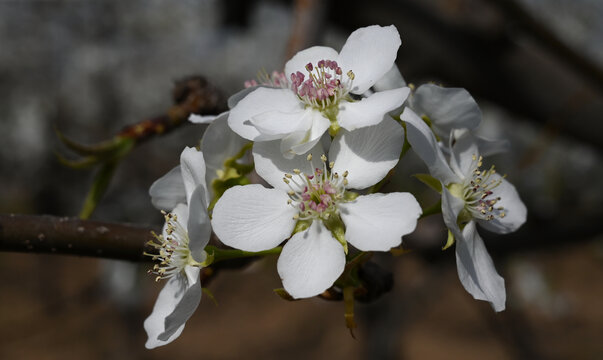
[1,0,602,359]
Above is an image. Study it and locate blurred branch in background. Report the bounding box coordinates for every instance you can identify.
[55,76,227,219]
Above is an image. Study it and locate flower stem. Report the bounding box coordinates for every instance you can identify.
[206,245,282,264]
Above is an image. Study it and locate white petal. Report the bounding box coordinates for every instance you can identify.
[284,46,339,78]
[180,147,208,204]
[277,221,345,299]
[339,193,421,251]
[279,110,330,158]
[449,130,480,179]
[228,86,258,109]
[189,113,218,124]
[455,221,506,312]
[477,175,527,234]
[475,136,510,157]
[337,25,401,94]
[253,140,326,191]
[372,64,407,92]
[144,269,202,349]
[338,87,409,131]
[441,186,465,241]
[187,186,211,262]
[228,87,303,141]
[149,166,185,211]
[170,203,190,233]
[410,84,481,139]
[330,117,403,189]
[201,112,251,198]
[211,185,297,251]
[401,107,458,185]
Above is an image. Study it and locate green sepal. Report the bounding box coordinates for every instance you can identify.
[442,229,455,250]
[208,175,251,211]
[273,288,296,301]
[201,287,218,306]
[413,173,442,193]
[292,219,311,235]
[328,122,340,137]
[207,142,254,212]
[324,215,347,254]
[198,251,215,267]
[344,191,359,202]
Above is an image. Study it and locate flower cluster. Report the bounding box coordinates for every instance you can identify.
[143,24,526,347]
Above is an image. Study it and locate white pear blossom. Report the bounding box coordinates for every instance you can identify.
[212,118,421,298]
[228,25,410,158]
[144,147,211,348]
[402,107,526,311]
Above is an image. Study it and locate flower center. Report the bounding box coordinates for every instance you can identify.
[282,154,348,221]
[290,59,354,110]
[144,211,197,282]
[458,155,506,222]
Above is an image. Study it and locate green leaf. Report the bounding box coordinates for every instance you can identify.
[413,173,442,193]
[79,162,118,219]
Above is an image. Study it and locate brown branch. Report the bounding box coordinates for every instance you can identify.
[117,75,227,143]
[0,214,156,262]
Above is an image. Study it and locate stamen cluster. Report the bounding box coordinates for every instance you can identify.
[290,59,354,109]
[244,70,288,89]
[144,211,194,282]
[283,154,348,221]
[463,155,506,221]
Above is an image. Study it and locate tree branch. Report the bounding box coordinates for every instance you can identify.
[0,214,155,262]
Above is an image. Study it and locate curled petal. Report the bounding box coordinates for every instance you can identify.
[228,87,302,141]
[211,185,297,251]
[187,186,211,262]
[411,84,481,139]
[277,221,345,299]
[338,87,409,131]
[401,107,458,185]
[339,193,421,251]
[180,147,208,205]
[144,268,202,349]
[330,117,403,190]
[337,25,402,94]
[441,186,465,241]
[249,109,310,139]
[149,166,185,211]
[279,110,330,158]
[455,221,506,312]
